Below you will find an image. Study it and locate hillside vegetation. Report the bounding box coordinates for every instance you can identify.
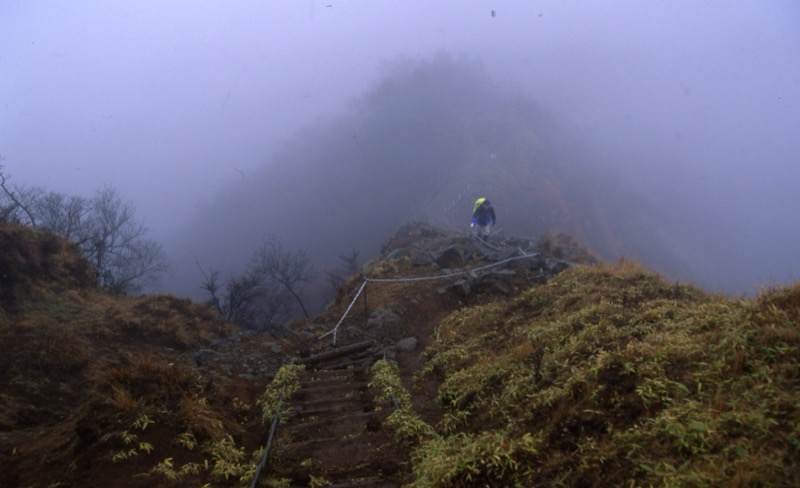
[1,221,798,487]
[0,222,272,488]
[398,261,799,486]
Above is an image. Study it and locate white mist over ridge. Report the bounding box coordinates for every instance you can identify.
[3,1,798,298]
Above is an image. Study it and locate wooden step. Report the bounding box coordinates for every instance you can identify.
[297,381,369,401]
[272,437,406,487]
[295,341,374,366]
[323,478,400,488]
[288,410,386,438]
[274,433,396,469]
[300,367,364,381]
[294,398,371,420]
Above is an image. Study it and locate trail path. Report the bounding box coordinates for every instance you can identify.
[259,341,409,487]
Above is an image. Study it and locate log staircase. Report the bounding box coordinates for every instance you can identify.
[259,341,409,487]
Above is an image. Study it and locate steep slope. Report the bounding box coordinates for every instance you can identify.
[256,222,799,487]
[251,221,592,486]
[176,54,688,312]
[0,223,279,487]
[0,220,580,487]
[3,220,798,487]
[387,263,800,486]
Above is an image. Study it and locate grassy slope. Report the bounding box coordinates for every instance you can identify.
[0,223,268,488]
[3,222,798,487]
[404,260,799,487]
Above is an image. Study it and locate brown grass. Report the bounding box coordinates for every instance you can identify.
[411,262,800,487]
[179,395,225,441]
[107,384,141,412]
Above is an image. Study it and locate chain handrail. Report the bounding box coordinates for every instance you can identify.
[318,279,368,344]
[249,385,285,488]
[249,235,544,486]
[318,245,541,344]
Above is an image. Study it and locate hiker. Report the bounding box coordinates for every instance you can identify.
[470,197,496,242]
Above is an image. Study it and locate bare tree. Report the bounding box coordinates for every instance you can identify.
[325,250,360,292]
[252,235,315,319]
[83,185,138,284]
[196,256,293,331]
[247,278,294,330]
[0,165,167,294]
[82,186,168,294]
[30,191,87,240]
[102,238,169,294]
[203,268,262,325]
[198,264,225,315]
[0,160,38,226]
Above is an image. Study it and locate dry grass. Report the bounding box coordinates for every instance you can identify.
[0,222,261,488]
[4,219,798,487]
[107,384,141,412]
[97,355,203,405]
[410,261,800,487]
[179,395,226,440]
[25,323,91,374]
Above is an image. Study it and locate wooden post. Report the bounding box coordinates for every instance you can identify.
[294,340,374,365]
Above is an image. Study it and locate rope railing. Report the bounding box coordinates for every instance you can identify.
[469,226,506,252]
[364,269,471,283]
[248,234,543,486]
[318,280,368,344]
[319,243,541,344]
[249,386,286,488]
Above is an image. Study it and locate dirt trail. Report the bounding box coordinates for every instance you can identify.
[259,341,409,487]
[246,224,585,487]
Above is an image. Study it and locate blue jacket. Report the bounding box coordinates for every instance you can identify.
[471,203,496,227]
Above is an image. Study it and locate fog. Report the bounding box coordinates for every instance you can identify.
[3,1,799,303]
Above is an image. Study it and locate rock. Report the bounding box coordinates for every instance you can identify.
[488,279,512,295]
[261,341,283,353]
[512,254,545,271]
[412,252,436,266]
[435,245,465,268]
[487,269,516,278]
[387,247,411,260]
[195,349,220,366]
[395,337,418,352]
[367,308,401,330]
[266,325,295,338]
[547,259,572,274]
[449,279,471,296]
[297,330,316,340]
[239,330,257,338]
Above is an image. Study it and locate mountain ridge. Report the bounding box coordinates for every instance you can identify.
[1,220,798,487]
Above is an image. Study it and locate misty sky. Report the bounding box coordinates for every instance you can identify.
[3,1,799,295]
